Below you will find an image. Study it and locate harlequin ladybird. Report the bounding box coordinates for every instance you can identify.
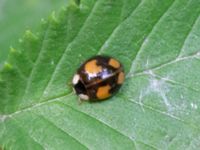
[72,55,125,101]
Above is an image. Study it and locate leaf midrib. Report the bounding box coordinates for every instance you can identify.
[2,93,157,149]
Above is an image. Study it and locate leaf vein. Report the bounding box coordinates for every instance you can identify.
[151,73,200,92]
[128,0,176,75]
[34,113,88,149]
[58,101,158,150]
[14,63,27,80]
[12,118,45,150]
[21,22,51,103]
[98,0,143,54]
[41,0,99,98]
[125,97,199,130]
[129,51,200,77]
[2,92,73,119]
[177,14,200,58]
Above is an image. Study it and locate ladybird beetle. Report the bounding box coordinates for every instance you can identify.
[72,55,125,101]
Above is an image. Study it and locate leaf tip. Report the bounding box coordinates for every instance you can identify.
[24,30,38,40]
[41,18,48,25]
[3,62,13,70]
[66,0,80,10]
[68,0,80,9]
[18,38,23,43]
[49,11,59,24]
[9,47,17,53]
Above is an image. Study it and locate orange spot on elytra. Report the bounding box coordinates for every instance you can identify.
[118,72,124,84]
[109,58,120,68]
[96,85,111,100]
[85,60,102,74]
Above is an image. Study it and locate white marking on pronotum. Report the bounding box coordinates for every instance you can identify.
[72,74,80,85]
[79,94,89,100]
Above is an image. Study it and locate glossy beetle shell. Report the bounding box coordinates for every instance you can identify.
[72,55,125,101]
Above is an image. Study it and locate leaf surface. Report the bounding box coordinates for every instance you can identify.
[0,0,200,149]
[0,0,69,66]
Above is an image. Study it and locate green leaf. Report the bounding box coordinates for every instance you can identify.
[1,0,200,149]
[0,0,69,67]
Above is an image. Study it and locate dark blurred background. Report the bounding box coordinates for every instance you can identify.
[0,0,68,68]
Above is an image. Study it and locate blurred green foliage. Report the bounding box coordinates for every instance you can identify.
[0,0,68,67]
